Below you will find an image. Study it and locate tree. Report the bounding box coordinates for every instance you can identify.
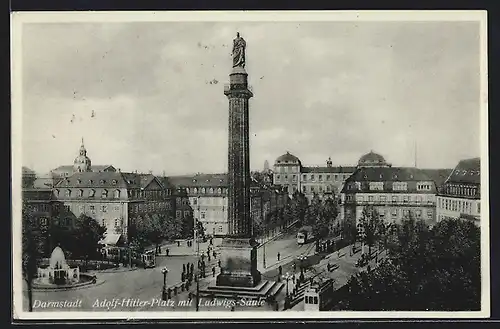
[338,217,480,311]
[358,205,384,256]
[22,202,43,312]
[290,191,308,226]
[73,214,106,262]
[181,211,195,239]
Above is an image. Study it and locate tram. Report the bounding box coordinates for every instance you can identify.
[297,226,314,245]
[303,278,335,311]
[141,250,156,269]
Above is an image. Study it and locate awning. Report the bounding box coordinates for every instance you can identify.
[99,233,122,246]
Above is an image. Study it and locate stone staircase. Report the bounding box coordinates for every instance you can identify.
[199,280,284,300]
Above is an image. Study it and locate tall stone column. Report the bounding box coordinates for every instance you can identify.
[216,34,261,288]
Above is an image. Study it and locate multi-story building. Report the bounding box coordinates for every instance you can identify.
[167,173,289,237]
[272,151,357,200]
[436,157,481,225]
[340,152,439,227]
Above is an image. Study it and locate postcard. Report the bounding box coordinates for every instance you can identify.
[11,10,489,320]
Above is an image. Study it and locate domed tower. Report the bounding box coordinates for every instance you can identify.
[73,138,92,172]
[357,150,391,168]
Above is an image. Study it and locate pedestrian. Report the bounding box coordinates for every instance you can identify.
[292,262,296,273]
[181,271,185,282]
[166,248,170,257]
[190,263,194,274]
[210,238,213,245]
[158,246,162,255]
[278,265,282,277]
[277,252,280,262]
[218,259,221,268]
[212,266,216,277]
[177,241,180,247]
[213,250,216,259]
[183,263,186,273]
[201,254,205,262]
[208,254,211,262]
[207,250,210,258]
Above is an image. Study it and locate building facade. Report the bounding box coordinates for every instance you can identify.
[340,152,439,227]
[436,157,481,225]
[51,171,174,244]
[272,151,356,200]
[167,173,289,237]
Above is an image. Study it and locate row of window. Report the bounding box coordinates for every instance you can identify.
[357,208,433,221]
[275,174,350,183]
[350,194,434,204]
[186,187,226,195]
[441,184,479,198]
[301,185,333,193]
[26,204,51,213]
[129,202,171,213]
[55,188,170,200]
[438,197,480,214]
[189,197,228,206]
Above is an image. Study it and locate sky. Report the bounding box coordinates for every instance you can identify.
[19,20,482,175]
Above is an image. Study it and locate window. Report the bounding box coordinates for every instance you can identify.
[302,186,306,192]
[369,182,384,191]
[100,180,105,184]
[403,196,409,203]
[201,188,206,194]
[318,186,323,192]
[114,218,120,227]
[112,180,117,185]
[114,190,120,198]
[393,182,408,191]
[201,212,206,219]
[101,205,108,212]
[39,217,48,225]
[311,175,315,182]
[416,210,422,218]
[176,210,181,218]
[193,198,198,205]
[64,205,70,212]
[392,209,398,217]
[292,175,297,182]
[101,190,108,198]
[380,196,386,202]
[313,297,319,304]
[193,188,198,193]
[302,175,307,181]
[319,175,323,182]
[218,188,222,194]
[184,210,190,217]
[218,226,223,233]
[369,196,374,202]
[477,202,481,214]
[78,189,83,197]
[65,189,71,197]
[209,188,214,194]
[428,210,433,219]
[284,175,288,181]
[392,196,398,203]
[89,205,95,213]
[403,209,409,217]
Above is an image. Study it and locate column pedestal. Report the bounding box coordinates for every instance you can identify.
[216,238,261,287]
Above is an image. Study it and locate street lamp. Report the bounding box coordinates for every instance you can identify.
[297,255,306,282]
[282,272,293,310]
[161,267,169,300]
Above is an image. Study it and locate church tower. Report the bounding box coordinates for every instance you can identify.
[73,138,92,172]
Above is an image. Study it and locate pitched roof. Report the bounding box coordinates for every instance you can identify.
[420,168,454,187]
[345,167,433,183]
[302,166,356,174]
[54,172,142,189]
[51,165,115,174]
[445,157,480,185]
[168,173,229,188]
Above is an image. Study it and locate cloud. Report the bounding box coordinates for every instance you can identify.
[19,21,481,174]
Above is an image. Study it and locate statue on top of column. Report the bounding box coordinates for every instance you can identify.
[232,32,246,68]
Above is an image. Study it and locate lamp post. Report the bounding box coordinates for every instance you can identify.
[161,267,169,300]
[282,272,293,310]
[297,255,306,282]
